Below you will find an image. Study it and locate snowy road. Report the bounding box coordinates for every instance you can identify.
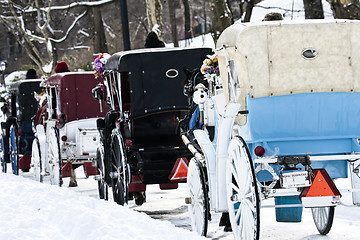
[2,166,360,240]
[60,168,360,240]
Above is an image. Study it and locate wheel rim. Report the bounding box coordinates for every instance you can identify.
[32,138,43,182]
[311,207,335,235]
[111,135,128,205]
[9,125,18,175]
[48,128,62,186]
[187,158,209,236]
[97,148,108,200]
[226,136,260,240]
[0,135,6,173]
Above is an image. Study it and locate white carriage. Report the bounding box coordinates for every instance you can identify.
[182,19,360,239]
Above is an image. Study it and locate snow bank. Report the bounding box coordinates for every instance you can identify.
[0,173,205,240]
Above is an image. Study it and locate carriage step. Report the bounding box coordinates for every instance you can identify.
[185,197,191,204]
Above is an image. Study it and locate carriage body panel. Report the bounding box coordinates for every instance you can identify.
[59,118,100,160]
[45,72,106,122]
[243,92,360,179]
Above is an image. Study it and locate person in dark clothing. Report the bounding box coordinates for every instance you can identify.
[144,31,165,48]
[26,69,38,79]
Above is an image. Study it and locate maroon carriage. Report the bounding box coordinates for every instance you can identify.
[32,72,107,186]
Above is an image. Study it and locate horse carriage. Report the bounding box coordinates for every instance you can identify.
[0,79,44,174]
[181,19,360,239]
[31,72,104,186]
[92,47,212,205]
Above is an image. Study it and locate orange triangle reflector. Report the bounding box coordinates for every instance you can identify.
[169,158,189,183]
[301,169,341,198]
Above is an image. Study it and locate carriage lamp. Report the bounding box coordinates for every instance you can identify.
[0,61,6,85]
[254,146,265,157]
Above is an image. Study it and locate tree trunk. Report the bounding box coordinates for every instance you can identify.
[227,0,240,22]
[168,0,179,47]
[303,0,324,19]
[239,1,245,21]
[210,0,233,42]
[93,4,108,53]
[119,0,131,50]
[145,0,163,35]
[327,0,360,19]
[182,0,191,39]
[244,0,254,22]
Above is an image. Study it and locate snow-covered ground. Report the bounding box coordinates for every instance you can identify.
[1,167,360,240]
[0,169,205,240]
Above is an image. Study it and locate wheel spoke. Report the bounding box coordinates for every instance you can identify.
[231,182,241,194]
[227,137,259,240]
[230,162,242,193]
[48,128,61,186]
[312,206,334,235]
[188,159,208,236]
[111,135,128,205]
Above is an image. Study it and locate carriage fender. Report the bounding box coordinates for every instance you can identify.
[193,129,217,210]
[35,124,46,162]
[216,102,241,212]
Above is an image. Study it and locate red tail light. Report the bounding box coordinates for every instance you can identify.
[125,139,133,147]
[254,146,265,157]
[61,135,68,142]
[17,131,23,136]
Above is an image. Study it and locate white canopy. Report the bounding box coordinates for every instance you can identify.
[216,19,360,103]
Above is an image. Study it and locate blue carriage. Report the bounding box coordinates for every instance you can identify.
[182,19,360,239]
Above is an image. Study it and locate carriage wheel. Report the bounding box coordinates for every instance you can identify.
[226,136,260,240]
[31,137,43,182]
[311,206,335,235]
[0,134,7,173]
[111,135,128,205]
[97,148,108,200]
[187,158,210,236]
[9,124,19,175]
[48,127,62,186]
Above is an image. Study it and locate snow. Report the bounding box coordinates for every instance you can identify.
[0,171,205,240]
[1,168,360,240]
[4,71,27,85]
[165,33,215,49]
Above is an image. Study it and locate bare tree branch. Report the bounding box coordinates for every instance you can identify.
[50,11,87,43]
